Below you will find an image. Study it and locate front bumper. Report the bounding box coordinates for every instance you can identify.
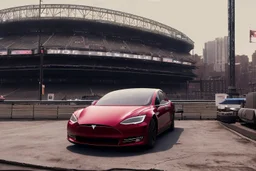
[67,121,149,147]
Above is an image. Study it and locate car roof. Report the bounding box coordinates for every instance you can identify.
[110,88,160,95]
[219,98,246,104]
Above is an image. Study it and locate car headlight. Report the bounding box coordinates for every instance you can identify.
[229,107,238,111]
[69,108,84,123]
[70,114,78,123]
[120,115,146,125]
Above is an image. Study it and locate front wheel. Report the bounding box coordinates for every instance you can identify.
[169,113,175,132]
[146,119,157,149]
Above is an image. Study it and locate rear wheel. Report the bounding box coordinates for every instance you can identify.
[146,119,157,148]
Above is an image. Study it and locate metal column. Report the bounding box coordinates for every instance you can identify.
[227,0,238,97]
[38,0,44,100]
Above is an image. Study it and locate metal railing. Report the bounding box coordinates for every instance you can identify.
[1,99,215,104]
[0,100,216,120]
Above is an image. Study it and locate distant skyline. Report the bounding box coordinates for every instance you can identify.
[1,0,256,60]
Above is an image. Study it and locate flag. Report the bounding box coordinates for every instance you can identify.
[249,30,256,43]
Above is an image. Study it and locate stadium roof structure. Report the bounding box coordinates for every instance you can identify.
[0,4,194,46]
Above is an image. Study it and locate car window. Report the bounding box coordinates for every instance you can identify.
[158,91,165,102]
[96,89,154,106]
[155,96,160,105]
[220,100,245,105]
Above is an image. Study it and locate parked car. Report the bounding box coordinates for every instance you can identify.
[67,88,180,148]
[217,98,246,123]
[238,92,256,125]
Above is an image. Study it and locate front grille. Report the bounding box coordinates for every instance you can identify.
[123,136,143,144]
[76,136,119,145]
[78,124,121,136]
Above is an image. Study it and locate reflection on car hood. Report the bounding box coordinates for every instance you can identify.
[78,105,150,126]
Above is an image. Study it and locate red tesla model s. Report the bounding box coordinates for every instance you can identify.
[67,88,180,148]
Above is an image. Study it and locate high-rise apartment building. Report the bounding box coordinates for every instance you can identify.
[203,36,228,72]
[252,51,256,66]
[203,40,215,64]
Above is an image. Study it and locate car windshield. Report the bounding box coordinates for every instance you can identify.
[95,89,155,106]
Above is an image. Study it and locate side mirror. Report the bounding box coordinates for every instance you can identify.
[160,100,167,105]
[175,109,184,113]
[91,100,98,105]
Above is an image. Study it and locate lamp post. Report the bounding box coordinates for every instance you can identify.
[227,0,238,97]
[38,0,44,100]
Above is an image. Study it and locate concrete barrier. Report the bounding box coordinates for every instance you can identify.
[0,101,216,120]
[175,102,217,120]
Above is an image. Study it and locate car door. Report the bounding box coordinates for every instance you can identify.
[162,91,174,124]
[155,90,171,130]
[154,93,163,130]
[159,90,172,127]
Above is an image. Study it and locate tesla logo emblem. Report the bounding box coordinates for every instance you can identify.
[91,125,96,129]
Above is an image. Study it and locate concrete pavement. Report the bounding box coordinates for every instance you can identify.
[0,120,255,171]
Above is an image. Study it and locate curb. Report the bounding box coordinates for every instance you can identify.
[219,122,256,142]
[0,159,84,171]
[0,159,162,171]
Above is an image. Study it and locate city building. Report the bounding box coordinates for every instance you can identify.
[252,51,256,66]
[203,36,228,72]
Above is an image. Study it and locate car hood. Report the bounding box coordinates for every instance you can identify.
[218,104,241,109]
[77,105,150,126]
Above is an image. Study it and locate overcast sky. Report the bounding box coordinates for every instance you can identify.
[1,0,256,60]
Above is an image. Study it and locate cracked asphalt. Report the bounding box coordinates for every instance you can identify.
[0,120,256,171]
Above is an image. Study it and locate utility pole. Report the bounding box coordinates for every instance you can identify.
[227,0,239,97]
[38,0,44,100]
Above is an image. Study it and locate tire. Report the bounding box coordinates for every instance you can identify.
[218,115,236,124]
[169,113,175,132]
[146,119,157,149]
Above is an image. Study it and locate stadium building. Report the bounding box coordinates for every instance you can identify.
[0,4,196,100]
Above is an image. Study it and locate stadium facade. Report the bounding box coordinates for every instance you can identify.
[0,4,196,100]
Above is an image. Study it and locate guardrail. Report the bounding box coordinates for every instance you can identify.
[1,100,94,105]
[1,100,215,104]
[0,100,217,120]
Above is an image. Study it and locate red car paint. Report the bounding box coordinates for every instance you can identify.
[0,95,5,101]
[67,88,175,147]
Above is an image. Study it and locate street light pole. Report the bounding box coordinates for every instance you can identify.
[38,0,44,100]
[227,0,238,97]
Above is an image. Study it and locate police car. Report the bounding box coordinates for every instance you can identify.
[217,98,246,123]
